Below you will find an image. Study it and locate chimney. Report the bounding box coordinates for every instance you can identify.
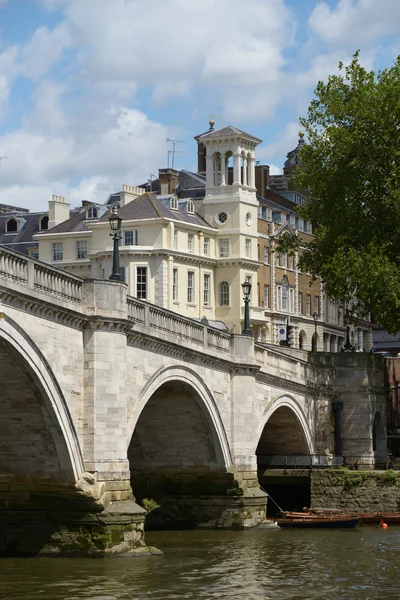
[120,185,146,207]
[158,168,179,195]
[48,194,70,229]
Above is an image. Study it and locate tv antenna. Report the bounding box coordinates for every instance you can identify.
[148,172,156,192]
[166,138,185,170]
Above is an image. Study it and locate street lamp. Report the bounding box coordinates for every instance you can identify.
[241,280,252,336]
[108,205,123,282]
[313,311,319,351]
[342,309,354,352]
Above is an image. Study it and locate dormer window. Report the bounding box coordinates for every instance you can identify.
[170,196,178,211]
[39,215,49,230]
[87,206,98,219]
[187,200,195,214]
[6,218,18,233]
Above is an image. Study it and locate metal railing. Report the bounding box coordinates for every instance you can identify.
[258,454,344,468]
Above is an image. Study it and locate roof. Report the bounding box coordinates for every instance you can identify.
[0,211,48,248]
[98,192,216,229]
[43,207,88,234]
[258,188,298,212]
[196,125,262,144]
[176,170,206,199]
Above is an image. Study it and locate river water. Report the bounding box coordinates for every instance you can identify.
[1,527,400,600]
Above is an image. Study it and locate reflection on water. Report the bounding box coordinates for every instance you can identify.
[1,528,400,600]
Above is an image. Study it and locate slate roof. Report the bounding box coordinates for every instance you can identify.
[259,188,298,212]
[41,207,88,234]
[196,125,262,144]
[176,170,206,199]
[0,211,49,252]
[98,192,216,229]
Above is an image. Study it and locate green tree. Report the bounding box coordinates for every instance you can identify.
[286,52,400,333]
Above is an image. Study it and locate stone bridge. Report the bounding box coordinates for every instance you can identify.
[0,247,387,556]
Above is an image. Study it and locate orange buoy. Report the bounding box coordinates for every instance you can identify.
[379,520,388,529]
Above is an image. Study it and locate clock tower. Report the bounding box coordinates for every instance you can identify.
[194,124,262,332]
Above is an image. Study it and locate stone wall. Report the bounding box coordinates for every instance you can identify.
[311,470,400,513]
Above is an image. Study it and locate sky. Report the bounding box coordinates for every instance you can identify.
[0,0,399,211]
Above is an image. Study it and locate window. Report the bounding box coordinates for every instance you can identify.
[39,216,49,230]
[170,196,178,210]
[298,292,303,314]
[288,254,294,270]
[173,268,178,302]
[263,284,269,308]
[281,253,287,268]
[217,211,228,224]
[187,271,194,303]
[263,246,270,265]
[219,238,229,257]
[124,230,138,246]
[173,231,177,249]
[245,238,251,258]
[76,240,88,259]
[277,277,289,311]
[289,288,295,313]
[220,281,230,306]
[306,293,311,316]
[275,252,280,267]
[188,233,194,253]
[187,200,195,214]
[29,248,39,260]
[298,218,304,232]
[6,218,18,233]
[52,242,63,261]
[87,206,98,219]
[203,237,209,256]
[136,267,147,299]
[314,296,320,316]
[203,274,210,305]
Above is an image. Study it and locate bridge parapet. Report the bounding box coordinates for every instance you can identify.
[0,246,83,306]
[127,295,231,354]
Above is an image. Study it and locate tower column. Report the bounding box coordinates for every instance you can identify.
[220,156,226,186]
[206,155,214,188]
[233,153,241,184]
[242,156,247,186]
[248,157,255,188]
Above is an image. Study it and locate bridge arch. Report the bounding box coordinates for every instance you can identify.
[128,365,231,468]
[0,316,84,485]
[127,365,234,521]
[255,395,315,460]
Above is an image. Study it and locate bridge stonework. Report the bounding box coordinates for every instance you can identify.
[0,248,387,556]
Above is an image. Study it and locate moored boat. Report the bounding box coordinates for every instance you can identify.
[275,516,360,529]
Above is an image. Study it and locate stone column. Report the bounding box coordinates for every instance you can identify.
[233,153,241,184]
[248,156,255,188]
[242,156,248,186]
[206,155,214,188]
[220,157,226,186]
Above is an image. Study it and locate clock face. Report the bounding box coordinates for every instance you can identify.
[245,212,252,226]
[217,212,228,224]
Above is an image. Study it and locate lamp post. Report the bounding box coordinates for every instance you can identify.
[343,309,354,352]
[313,311,319,351]
[241,280,252,336]
[108,205,123,282]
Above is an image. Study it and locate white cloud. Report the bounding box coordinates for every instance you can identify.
[257,122,301,166]
[309,0,400,47]
[269,164,283,176]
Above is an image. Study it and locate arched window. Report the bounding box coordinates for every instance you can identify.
[281,276,288,311]
[187,200,195,214]
[39,215,49,230]
[87,206,98,219]
[6,218,18,233]
[170,196,178,210]
[219,281,230,306]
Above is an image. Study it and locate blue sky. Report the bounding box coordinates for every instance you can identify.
[0,0,399,210]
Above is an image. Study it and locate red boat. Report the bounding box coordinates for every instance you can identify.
[275,516,360,529]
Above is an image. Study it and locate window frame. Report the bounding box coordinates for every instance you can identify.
[52,241,63,262]
[172,268,178,302]
[219,281,230,307]
[245,238,251,258]
[136,266,147,300]
[76,240,88,260]
[187,270,195,304]
[219,238,229,258]
[123,230,138,246]
[203,273,211,306]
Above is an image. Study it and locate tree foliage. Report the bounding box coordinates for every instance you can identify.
[287,52,400,333]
